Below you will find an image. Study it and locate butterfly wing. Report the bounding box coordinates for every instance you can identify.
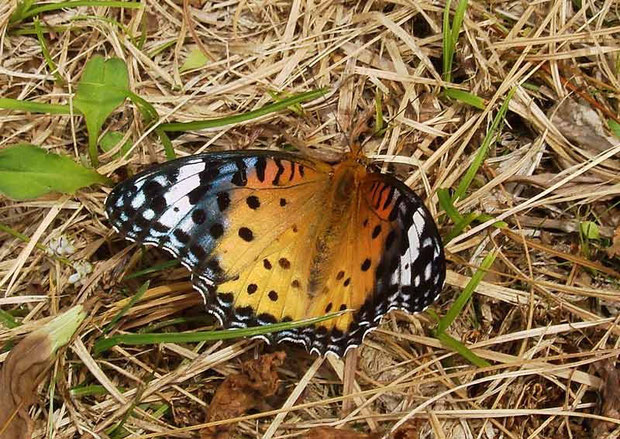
[106,152,445,356]
[105,150,330,283]
[255,171,446,355]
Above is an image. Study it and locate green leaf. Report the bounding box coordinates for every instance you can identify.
[100,131,132,158]
[580,221,600,240]
[37,305,87,354]
[34,17,63,84]
[0,144,108,200]
[608,119,620,139]
[10,0,37,23]
[444,211,478,243]
[125,91,176,160]
[444,88,485,110]
[180,48,209,73]
[74,56,130,165]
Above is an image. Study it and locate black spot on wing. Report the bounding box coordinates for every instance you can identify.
[231,159,247,186]
[273,159,285,185]
[256,157,267,182]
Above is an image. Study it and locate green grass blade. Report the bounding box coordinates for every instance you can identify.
[442,0,453,81]
[436,332,490,367]
[70,384,125,397]
[94,310,345,354]
[0,98,72,114]
[34,18,63,84]
[474,213,507,228]
[442,0,468,83]
[437,188,463,223]
[452,87,515,201]
[137,316,212,333]
[156,127,176,160]
[608,119,620,138]
[103,281,150,335]
[451,0,469,60]
[444,212,478,243]
[0,309,20,329]
[437,250,496,334]
[444,88,485,110]
[14,1,142,22]
[160,88,328,132]
[123,260,180,280]
[267,90,303,115]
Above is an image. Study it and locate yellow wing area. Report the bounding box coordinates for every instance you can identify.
[107,149,443,356]
[206,161,421,355]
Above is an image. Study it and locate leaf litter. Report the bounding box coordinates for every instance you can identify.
[200,352,286,439]
[0,1,619,439]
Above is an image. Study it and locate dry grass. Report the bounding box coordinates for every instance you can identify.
[1,0,619,438]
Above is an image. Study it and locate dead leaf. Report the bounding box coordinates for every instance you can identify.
[200,351,286,439]
[551,99,618,154]
[392,420,426,439]
[606,225,620,259]
[0,331,50,439]
[301,427,381,439]
[592,360,620,437]
[0,306,85,439]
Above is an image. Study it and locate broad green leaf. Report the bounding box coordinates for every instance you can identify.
[74,56,130,165]
[0,144,108,200]
[100,131,132,158]
[180,48,209,72]
[580,221,600,240]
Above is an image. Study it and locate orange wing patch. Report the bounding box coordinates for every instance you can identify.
[106,150,445,356]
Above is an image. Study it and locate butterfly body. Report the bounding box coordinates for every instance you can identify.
[106,149,445,356]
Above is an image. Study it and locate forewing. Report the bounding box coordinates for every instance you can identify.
[105,150,329,286]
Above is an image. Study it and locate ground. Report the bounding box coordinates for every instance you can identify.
[0,1,619,439]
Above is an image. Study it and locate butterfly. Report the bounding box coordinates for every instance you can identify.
[105,132,446,356]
